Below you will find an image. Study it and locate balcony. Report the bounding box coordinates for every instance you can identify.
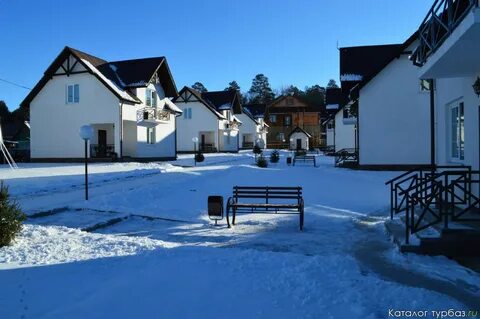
[412,0,480,78]
[137,107,170,127]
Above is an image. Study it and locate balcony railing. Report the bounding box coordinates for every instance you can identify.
[242,142,254,149]
[412,0,478,66]
[137,107,170,123]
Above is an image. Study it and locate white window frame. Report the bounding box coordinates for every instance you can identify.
[66,84,80,104]
[146,89,157,107]
[269,115,277,123]
[183,108,192,119]
[147,127,156,144]
[448,100,465,162]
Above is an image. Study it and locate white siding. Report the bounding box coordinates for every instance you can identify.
[30,72,120,159]
[358,42,431,166]
[176,100,220,152]
[434,75,480,170]
[334,110,356,152]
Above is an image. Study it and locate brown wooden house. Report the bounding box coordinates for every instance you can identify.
[265,95,324,149]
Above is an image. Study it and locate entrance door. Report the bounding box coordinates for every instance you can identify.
[98,130,107,157]
[296,138,302,150]
[201,134,206,151]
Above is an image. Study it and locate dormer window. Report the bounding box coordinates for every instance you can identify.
[146,89,157,107]
[66,84,79,104]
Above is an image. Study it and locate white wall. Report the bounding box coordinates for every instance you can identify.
[434,75,480,170]
[358,42,431,166]
[218,129,239,152]
[289,132,309,150]
[334,110,356,152]
[237,114,257,148]
[30,72,120,159]
[176,100,220,152]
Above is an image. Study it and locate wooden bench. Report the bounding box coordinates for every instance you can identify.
[226,186,304,230]
[293,155,316,167]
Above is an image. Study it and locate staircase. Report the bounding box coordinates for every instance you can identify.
[334,148,358,167]
[385,166,480,256]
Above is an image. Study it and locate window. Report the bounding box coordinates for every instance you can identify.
[183,108,192,119]
[147,127,156,144]
[450,102,464,161]
[146,89,157,107]
[286,98,294,105]
[284,115,292,126]
[277,132,285,142]
[66,84,79,103]
[327,123,334,130]
[269,115,277,123]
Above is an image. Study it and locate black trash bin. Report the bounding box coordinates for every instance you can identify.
[286,157,292,165]
[208,196,224,225]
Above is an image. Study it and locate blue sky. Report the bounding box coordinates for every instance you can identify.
[0,0,432,110]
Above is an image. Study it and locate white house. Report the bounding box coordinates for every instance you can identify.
[354,34,431,169]
[333,106,356,152]
[174,87,243,152]
[410,0,480,171]
[238,105,269,149]
[288,126,311,150]
[21,46,182,161]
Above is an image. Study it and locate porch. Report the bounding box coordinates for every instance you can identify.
[198,131,217,153]
[89,123,119,159]
[386,166,480,256]
[241,133,254,149]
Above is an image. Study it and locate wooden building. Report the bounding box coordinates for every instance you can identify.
[265,95,324,149]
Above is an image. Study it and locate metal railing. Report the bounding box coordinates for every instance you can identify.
[90,144,115,158]
[412,0,478,66]
[334,148,358,167]
[242,142,254,149]
[386,166,480,244]
[136,107,170,123]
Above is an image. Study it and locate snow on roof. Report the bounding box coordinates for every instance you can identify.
[160,98,183,114]
[218,103,231,110]
[232,115,242,124]
[81,59,138,103]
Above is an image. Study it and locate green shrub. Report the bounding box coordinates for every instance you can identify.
[270,150,280,163]
[253,144,263,156]
[256,155,268,168]
[195,152,205,163]
[0,182,26,247]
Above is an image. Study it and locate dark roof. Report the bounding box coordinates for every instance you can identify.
[241,107,260,124]
[325,87,344,106]
[243,104,266,118]
[340,43,402,95]
[202,90,242,114]
[288,126,312,138]
[354,32,418,92]
[21,46,178,107]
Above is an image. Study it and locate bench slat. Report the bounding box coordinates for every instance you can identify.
[233,186,301,190]
[234,190,301,195]
[234,195,301,199]
[233,203,299,208]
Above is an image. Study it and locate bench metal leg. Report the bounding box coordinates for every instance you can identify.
[226,203,231,228]
[232,206,236,225]
[299,206,304,231]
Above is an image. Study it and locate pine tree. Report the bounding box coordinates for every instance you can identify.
[327,79,339,89]
[280,85,303,97]
[0,182,26,247]
[248,74,275,104]
[304,85,326,107]
[192,82,208,93]
[224,81,241,91]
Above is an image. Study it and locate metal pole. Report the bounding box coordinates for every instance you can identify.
[85,139,88,200]
[429,79,436,171]
[194,142,197,166]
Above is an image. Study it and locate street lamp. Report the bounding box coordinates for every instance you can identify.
[290,138,293,151]
[192,136,199,166]
[79,125,94,200]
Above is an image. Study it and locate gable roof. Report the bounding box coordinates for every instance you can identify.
[267,95,323,114]
[243,104,266,118]
[354,32,419,93]
[241,107,260,125]
[21,46,178,107]
[173,86,225,120]
[288,126,312,138]
[202,90,242,114]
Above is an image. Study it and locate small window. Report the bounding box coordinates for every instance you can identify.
[284,115,292,126]
[66,84,79,104]
[450,102,464,161]
[327,123,334,130]
[146,89,156,107]
[183,108,192,119]
[277,132,285,141]
[147,127,156,144]
[269,115,277,123]
[420,79,435,92]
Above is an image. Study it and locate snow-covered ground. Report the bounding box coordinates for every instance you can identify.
[0,151,479,319]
